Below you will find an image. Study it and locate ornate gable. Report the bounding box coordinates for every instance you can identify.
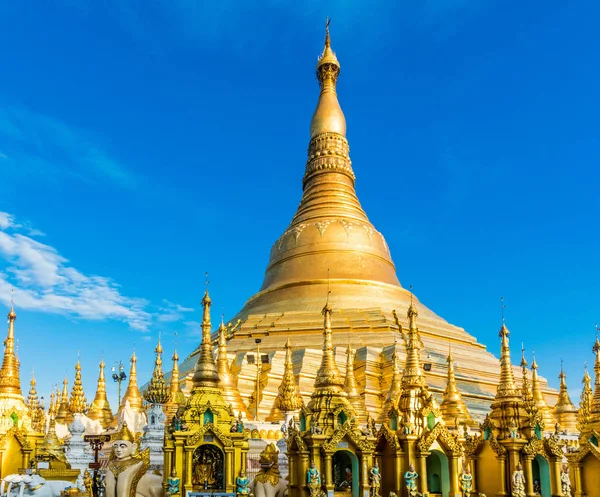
[185,421,235,447]
[417,422,463,456]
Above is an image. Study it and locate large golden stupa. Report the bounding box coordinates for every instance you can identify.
[177,24,558,423]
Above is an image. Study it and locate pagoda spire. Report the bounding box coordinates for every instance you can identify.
[530,352,556,429]
[26,371,44,432]
[191,289,219,389]
[217,319,250,418]
[270,337,303,421]
[87,357,113,429]
[401,300,427,389]
[144,336,170,405]
[68,356,87,419]
[165,348,186,422]
[440,345,474,429]
[520,346,536,415]
[578,363,593,434]
[120,350,143,412]
[496,322,518,398]
[591,332,600,414]
[314,301,343,389]
[343,344,367,424]
[55,377,70,424]
[379,341,403,422]
[307,299,355,433]
[553,361,578,433]
[310,18,346,140]
[488,309,532,439]
[0,301,22,397]
[395,297,437,437]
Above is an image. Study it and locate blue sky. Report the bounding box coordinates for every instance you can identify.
[0,1,598,408]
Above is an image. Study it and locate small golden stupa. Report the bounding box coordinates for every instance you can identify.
[87,357,114,428]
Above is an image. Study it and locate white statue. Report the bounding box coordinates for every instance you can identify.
[116,400,147,434]
[1,475,71,497]
[105,423,162,497]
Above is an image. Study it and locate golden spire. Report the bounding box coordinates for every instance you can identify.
[68,357,87,418]
[55,377,70,424]
[0,301,22,397]
[26,371,40,409]
[314,301,343,388]
[401,300,427,389]
[191,289,219,388]
[272,338,303,415]
[520,346,536,415]
[217,320,251,418]
[343,343,367,424]
[165,347,186,422]
[307,300,355,433]
[310,17,346,139]
[26,371,44,432]
[495,322,519,398]
[530,352,556,428]
[143,336,170,405]
[48,390,56,419]
[120,350,143,412]
[553,361,579,433]
[379,341,403,422]
[591,331,600,414]
[87,357,114,428]
[440,346,474,428]
[578,363,593,433]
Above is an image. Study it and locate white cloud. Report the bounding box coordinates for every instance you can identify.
[157,299,194,323]
[0,211,191,332]
[0,213,16,230]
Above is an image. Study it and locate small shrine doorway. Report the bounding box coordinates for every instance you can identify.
[192,444,225,490]
[426,450,449,497]
[532,455,551,497]
[332,450,358,497]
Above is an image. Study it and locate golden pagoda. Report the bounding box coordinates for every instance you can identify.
[577,364,593,434]
[487,321,533,440]
[553,362,579,434]
[439,346,474,429]
[120,350,143,412]
[343,344,368,425]
[143,337,170,405]
[26,372,44,433]
[531,352,556,430]
[176,17,559,425]
[590,335,600,421]
[55,378,70,425]
[377,301,462,497]
[164,348,186,422]
[67,357,87,421]
[0,305,22,400]
[567,334,600,494]
[216,319,250,419]
[267,338,303,422]
[164,290,248,495]
[0,303,44,477]
[520,347,536,416]
[287,296,374,497]
[87,357,114,429]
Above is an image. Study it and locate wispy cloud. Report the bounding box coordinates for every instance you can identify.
[0,107,136,189]
[0,211,190,332]
[157,299,194,323]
